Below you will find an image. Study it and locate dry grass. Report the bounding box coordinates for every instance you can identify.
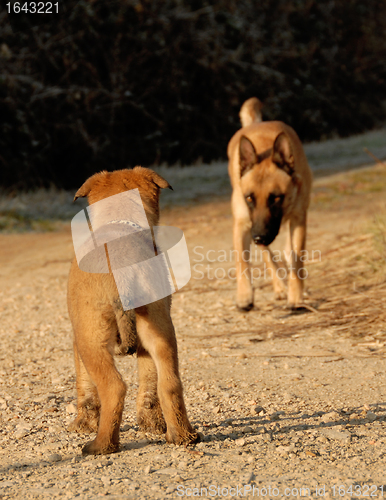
[0,127,385,231]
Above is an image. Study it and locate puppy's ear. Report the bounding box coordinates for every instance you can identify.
[132,166,173,190]
[73,171,108,201]
[272,132,294,177]
[239,136,258,177]
[150,171,173,191]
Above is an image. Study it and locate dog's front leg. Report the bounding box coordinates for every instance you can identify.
[135,304,198,445]
[234,219,253,310]
[287,215,307,308]
[259,246,287,300]
[232,203,253,310]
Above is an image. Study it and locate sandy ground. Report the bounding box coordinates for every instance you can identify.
[0,164,386,499]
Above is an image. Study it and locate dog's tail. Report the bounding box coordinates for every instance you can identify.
[239,97,263,128]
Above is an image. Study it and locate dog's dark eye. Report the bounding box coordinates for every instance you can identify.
[245,194,255,208]
[268,193,284,206]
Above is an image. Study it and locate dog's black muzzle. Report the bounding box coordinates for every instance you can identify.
[252,227,280,247]
[252,212,282,247]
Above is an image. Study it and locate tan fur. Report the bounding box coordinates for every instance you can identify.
[67,167,197,455]
[228,99,312,310]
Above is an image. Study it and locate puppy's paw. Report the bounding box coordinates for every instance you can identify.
[165,427,199,446]
[68,417,99,434]
[138,408,167,435]
[82,439,120,456]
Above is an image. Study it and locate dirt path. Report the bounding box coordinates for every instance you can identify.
[0,165,386,499]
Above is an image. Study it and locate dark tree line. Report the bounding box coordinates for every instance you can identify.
[1,0,386,189]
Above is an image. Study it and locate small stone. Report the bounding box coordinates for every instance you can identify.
[121,424,131,432]
[47,453,62,463]
[66,403,77,414]
[321,411,340,424]
[101,475,111,487]
[1,480,15,488]
[14,422,33,439]
[213,406,221,414]
[48,426,60,434]
[260,433,272,443]
[14,428,30,439]
[269,411,283,421]
[321,428,351,442]
[235,438,246,447]
[243,426,253,434]
[240,471,254,484]
[365,411,377,422]
[276,444,295,455]
[252,406,265,415]
[51,375,62,385]
[156,468,179,476]
[144,465,153,474]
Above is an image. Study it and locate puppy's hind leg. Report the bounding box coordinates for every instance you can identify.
[74,315,127,455]
[68,342,100,434]
[135,304,198,445]
[136,341,166,435]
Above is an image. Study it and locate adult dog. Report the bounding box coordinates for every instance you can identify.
[228,98,312,310]
[67,167,197,455]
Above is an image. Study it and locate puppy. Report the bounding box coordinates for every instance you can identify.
[228,98,312,310]
[67,167,197,455]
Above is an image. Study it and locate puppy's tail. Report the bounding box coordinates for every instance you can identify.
[239,97,263,128]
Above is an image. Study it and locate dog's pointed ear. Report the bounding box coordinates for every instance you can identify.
[73,176,95,202]
[73,171,108,201]
[272,132,294,177]
[132,166,173,191]
[150,171,173,191]
[239,136,258,177]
